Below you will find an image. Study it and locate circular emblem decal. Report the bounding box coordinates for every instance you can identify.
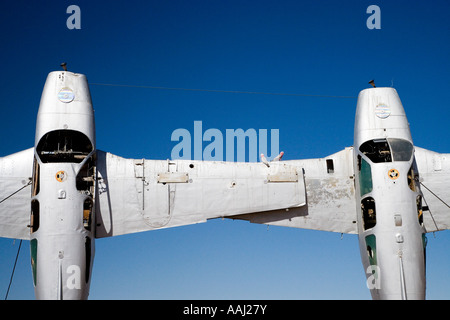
[56,171,67,182]
[375,104,391,119]
[58,87,75,103]
[388,169,399,180]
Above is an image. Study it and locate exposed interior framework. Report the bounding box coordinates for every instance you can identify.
[359,138,414,163]
[76,155,96,195]
[359,139,392,163]
[77,153,96,232]
[83,198,93,230]
[361,197,376,230]
[36,130,93,163]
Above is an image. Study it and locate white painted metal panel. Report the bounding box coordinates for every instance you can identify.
[95,151,306,238]
[0,148,34,239]
[234,147,358,234]
[414,147,450,232]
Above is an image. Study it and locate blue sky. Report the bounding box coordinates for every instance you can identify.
[0,0,449,299]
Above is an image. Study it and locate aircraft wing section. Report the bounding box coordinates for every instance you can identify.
[415,147,450,232]
[95,151,306,238]
[0,148,34,240]
[233,148,358,234]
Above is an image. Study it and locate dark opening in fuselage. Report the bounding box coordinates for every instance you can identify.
[36,130,93,163]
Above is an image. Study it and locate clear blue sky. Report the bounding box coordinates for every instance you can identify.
[1,0,449,300]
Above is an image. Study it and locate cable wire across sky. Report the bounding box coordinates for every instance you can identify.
[90,82,357,99]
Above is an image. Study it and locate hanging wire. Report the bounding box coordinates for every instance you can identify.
[419,181,450,210]
[419,181,450,232]
[1,181,31,299]
[421,194,439,234]
[0,180,31,205]
[4,239,22,300]
[90,82,357,99]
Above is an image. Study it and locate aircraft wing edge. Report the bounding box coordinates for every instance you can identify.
[94,150,306,238]
[232,147,358,234]
[415,147,450,232]
[0,148,34,240]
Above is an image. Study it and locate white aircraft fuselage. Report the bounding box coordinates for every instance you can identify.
[31,72,95,299]
[22,71,427,299]
[354,88,426,299]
